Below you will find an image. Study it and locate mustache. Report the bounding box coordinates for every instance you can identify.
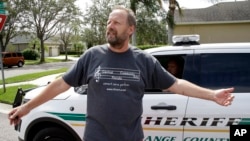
[107,28,116,34]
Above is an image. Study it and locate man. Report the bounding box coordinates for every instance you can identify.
[166,57,183,78]
[9,6,234,141]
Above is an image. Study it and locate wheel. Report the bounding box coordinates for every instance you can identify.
[33,127,74,141]
[17,61,24,67]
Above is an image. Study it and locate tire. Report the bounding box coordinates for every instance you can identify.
[17,61,24,67]
[33,127,74,141]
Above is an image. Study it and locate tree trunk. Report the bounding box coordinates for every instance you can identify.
[167,0,177,45]
[40,39,45,63]
[130,0,136,46]
[168,25,173,45]
[132,30,136,46]
[65,45,68,61]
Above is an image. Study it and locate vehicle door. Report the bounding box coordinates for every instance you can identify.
[2,53,12,66]
[183,48,250,141]
[11,52,18,65]
[143,49,193,141]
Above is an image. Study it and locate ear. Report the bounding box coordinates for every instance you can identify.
[128,25,135,36]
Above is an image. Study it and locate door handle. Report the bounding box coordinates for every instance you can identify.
[151,105,177,110]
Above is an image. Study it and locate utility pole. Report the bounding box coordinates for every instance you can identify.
[0,1,8,92]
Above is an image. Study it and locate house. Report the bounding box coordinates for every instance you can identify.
[174,0,250,43]
[9,34,60,57]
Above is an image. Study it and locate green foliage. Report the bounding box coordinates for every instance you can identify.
[22,48,40,60]
[0,0,25,52]
[136,3,168,45]
[28,38,40,49]
[82,0,112,46]
[82,0,168,46]
[19,0,81,63]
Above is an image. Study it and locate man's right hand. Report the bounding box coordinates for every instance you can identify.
[8,104,30,126]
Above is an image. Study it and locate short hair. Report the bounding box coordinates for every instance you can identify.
[112,6,136,27]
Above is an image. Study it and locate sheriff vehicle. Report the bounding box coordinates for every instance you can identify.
[13,35,250,141]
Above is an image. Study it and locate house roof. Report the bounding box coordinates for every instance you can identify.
[10,34,60,45]
[175,0,250,23]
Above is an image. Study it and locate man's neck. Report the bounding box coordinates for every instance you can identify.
[108,43,130,53]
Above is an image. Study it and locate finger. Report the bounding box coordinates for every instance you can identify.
[9,112,17,125]
[13,116,20,125]
[10,116,20,125]
[225,87,234,93]
[8,108,18,118]
[223,96,234,106]
[226,95,234,102]
[9,112,18,119]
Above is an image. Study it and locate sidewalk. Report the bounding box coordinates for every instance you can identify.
[0,73,62,114]
[0,102,12,114]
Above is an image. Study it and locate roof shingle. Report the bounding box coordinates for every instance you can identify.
[175,0,250,23]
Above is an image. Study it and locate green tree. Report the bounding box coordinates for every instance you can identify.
[166,0,183,45]
[82,0,166,46]
[20,0,81,63]
[59,17,82,61]
[136,3,167,45]
[28,38,40,50]
[158,0,221,45]
[82,0,113,47]
[0,0,26,52]
[130,0,162,45]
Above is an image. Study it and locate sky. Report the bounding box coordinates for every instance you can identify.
[75,0,244,12]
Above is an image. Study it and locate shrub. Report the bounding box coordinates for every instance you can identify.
[22,49,40,60]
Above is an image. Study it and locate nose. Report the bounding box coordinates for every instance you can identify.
[107,22,114,30]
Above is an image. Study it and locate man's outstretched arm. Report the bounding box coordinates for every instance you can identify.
[8,77,71,125]
[165,79,234,106]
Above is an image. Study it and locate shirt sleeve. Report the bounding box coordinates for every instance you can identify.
[62,51,90,87]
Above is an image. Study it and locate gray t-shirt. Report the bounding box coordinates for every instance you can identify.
[63,44,176,141]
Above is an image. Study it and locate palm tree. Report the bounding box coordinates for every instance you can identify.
[129,0,163,45]
[158,0,183,45]
[129,0,183,45]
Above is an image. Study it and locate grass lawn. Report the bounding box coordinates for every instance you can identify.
[0,67,68,84]
[0,57,70,104]
[0,84,38,104]
[25,57,73,65]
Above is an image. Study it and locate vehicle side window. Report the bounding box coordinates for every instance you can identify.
[4,53,11,58]
[199,53,250,92]
[144,55,186,93]
[12,53,17,57]
[17,53,22,57]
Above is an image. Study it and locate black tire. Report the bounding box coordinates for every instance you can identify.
[33,127,74,141]
[17,61,23,67]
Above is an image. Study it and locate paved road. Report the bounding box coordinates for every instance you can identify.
[0,112,18,141]
[1,61,76,79]
[0,59,77,141]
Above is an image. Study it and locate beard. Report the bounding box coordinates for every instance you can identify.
[106,29,128,49]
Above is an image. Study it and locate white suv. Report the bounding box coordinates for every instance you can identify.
[13,35,250,141]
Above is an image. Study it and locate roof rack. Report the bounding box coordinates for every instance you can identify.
[172,34,200,46]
